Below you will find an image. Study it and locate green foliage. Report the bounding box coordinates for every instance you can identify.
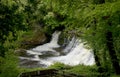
[49,63,108,77]
[111,75,120,77]
[48,62,70,70]
[79,1,120,69]
[43,0,120,75]
[0,0,120,76]
[66,65,103,77]
[0,0,28,41]
[0,52,19,77]
[0,0,47,77]
[0,32,24,77]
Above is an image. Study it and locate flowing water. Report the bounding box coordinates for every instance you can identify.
[19,31,95,68]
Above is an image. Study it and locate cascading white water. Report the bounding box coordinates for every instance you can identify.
[62,36,79,54]
[19,31,95,68]
[32,31,61,51]
[48,40,95,66]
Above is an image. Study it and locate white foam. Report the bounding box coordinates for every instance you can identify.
[20,31,95,67]
[32,31,61,53]
[19,56,40,61]
[27,50,42,55]
[48,41,95,66]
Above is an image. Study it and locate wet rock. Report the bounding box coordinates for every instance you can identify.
[19,60,45,68]
[38,51,58,58]
[20,30,47,49]
[15,49,35,57]
[15,49,27,56]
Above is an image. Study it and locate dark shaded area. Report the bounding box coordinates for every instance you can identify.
[53,25,65,31]
[93,0,105,4]
[106,32,120,74]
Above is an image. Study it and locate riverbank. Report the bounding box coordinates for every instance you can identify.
[18,63,120,77]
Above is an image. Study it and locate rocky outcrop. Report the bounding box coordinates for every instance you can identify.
[15,49,27,56]
[20,28,47,49]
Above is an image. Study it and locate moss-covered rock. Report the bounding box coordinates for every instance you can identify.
[20,26,47,49]
[15,49,27,56]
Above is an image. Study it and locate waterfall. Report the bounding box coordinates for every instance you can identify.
[19,31,95,68]
[62,37,79,54]
[48,39,95,66]
[32,31,61,51]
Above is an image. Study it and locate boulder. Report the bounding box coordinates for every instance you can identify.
[20,29,47,49]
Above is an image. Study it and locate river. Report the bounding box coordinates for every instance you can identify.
[19,31,95,68]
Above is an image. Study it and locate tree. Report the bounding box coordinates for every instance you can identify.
[0,0,29,56]
[42,0,120,75]
[81,0,120,74]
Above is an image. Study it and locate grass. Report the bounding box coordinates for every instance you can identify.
[18,63,103,77]
[18,62,120,77]
[48,63,101,77]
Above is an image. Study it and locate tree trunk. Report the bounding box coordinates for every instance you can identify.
[92,18,102,72]
[94,50,101,67]
[94,49,104,73]
[106,32,120,74]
